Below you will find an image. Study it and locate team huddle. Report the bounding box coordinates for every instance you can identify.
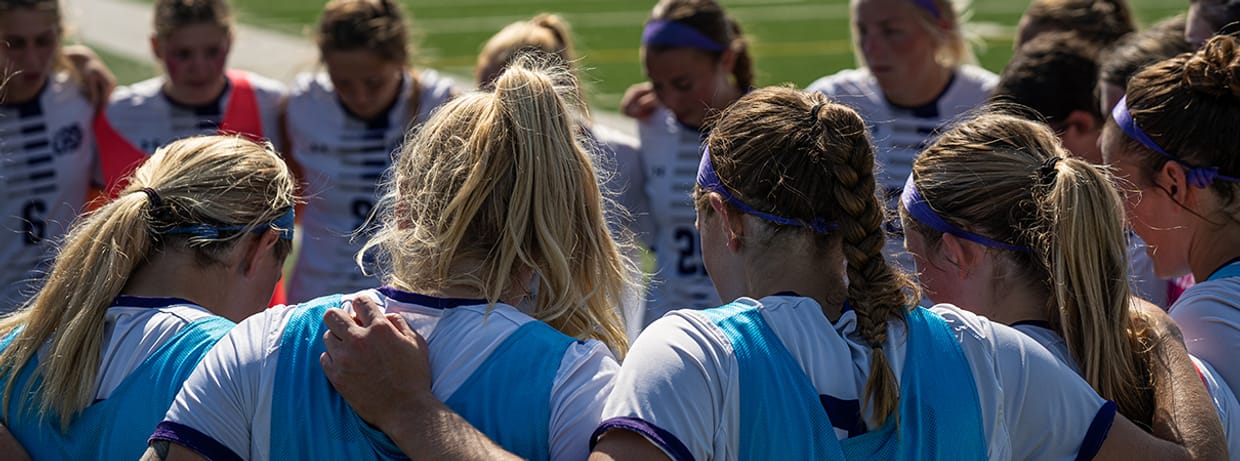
[0,0,1238,459]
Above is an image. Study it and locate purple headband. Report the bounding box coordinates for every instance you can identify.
[696,147,837,234]
[1112,95,1240,189]
[642,20,726,52]
[911,0,942,19]
[900,174,1031,252]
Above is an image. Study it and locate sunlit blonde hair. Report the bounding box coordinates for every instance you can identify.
[0,135,296,430]
[906,112,1155,425]
[850,0,976,68]
[360,54,636,356]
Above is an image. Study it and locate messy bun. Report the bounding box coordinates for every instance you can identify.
[1183,35,1240,99]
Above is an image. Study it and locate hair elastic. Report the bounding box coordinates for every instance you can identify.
[1112,95,1240,189]
[697,147,837,233]
[140,187,162,208]
[1038,156,1062,186]
[809,102,826,120]
[911,0,942,19]
[641,20,726,52]
[900,174,1031,252]
[161,208,296,241]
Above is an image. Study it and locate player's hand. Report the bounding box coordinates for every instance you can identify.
[321,296,432,432]
[64,45,116,112]
[621,82,659,120]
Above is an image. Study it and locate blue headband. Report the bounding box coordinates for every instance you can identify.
[901,174,1031,252]
[1112,95,1240,189]
[911,0,942,19]
[696,147,837,233]
[642,20,726,52]
[162,208,295,241]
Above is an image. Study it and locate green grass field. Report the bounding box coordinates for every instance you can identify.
[101,0,1191,110]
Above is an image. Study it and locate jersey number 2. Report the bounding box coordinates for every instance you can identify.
[674,227,704,276]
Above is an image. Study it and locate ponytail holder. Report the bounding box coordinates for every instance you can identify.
[140,188,162,209]
[1038,156,1062,187]
[810,102,826,120]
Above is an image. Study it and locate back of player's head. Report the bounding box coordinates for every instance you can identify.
[0,135,296,430]
[702,86,919,429]
[993,32,1102,130]
[1099,15,1191,92]
[477,14,575,88]
[1017,0,1135,48]
[364,53,634,355]
[908,112,1153,423]
[644,0,753,91]
[316,0,411,65]
[153,0,232,39]
[1116,34,1240,211]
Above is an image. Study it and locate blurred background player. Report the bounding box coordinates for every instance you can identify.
[283,0,456,304]
[0,135,294,460]
[625,0,753,326]
[806,0,994,274]
[0,0,98,313]
[1014,0,1136,49]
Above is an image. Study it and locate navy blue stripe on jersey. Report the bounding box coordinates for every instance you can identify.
[1077,400,1117,461]
[820,394,867,437]
[591,417,695,461]
[150,421,243,461]
[1009,320,1053,330]
[112,295,200,309]
[375,286,487,310]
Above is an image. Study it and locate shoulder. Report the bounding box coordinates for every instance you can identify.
[806,68,877,96]
[109,76,164,106]
[415,68,459,98]
[956,64,999,89]
[1173,277,1240,312]
[286,72,335,112]
[236,70,287,97]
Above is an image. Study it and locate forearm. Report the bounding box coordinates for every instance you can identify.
[381,393,523,461]
[1146,324,1227,460]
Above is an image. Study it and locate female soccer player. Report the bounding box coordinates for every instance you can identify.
[0,135,295,460]
[97,0,285,189]
[590,87,1224,460]
[0,0,99,313]
[283,0,456,303]
[626,0,753,325]
[903,111,1239,455]
[145,56,636,461]
[1102,34,1240,400]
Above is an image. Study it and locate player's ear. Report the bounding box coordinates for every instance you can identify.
[150,35,163,61]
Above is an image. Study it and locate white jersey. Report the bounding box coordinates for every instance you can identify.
[589,123,653,239]
[638,108,719,323]
[93,298,218,400]
[1015,322,1240,458]
[162,287,617,461]
[603,296,1114,460]
[285,70,456,303]
[1170,275,1240,400]
[0,72,95,312]
[807,65,997,197]
[104,72,286,153]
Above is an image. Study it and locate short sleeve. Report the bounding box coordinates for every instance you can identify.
[151,309,277,460]
[593,313,733,461]
[988,319,1114,460]
[1170,282,1240,399]
[547,340,619,461]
